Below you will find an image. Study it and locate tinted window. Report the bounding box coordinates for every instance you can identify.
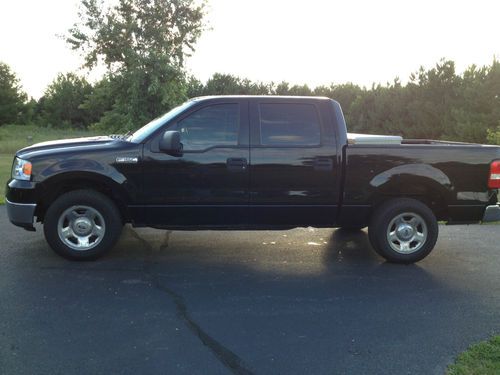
[259,103,321,146]
[173,104,240,150]
[129,101,195,143]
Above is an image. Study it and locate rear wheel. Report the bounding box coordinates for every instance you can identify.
[368,198,438,263]
[43,190,123,260]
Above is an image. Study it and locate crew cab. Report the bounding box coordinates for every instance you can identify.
[5,96,500,262]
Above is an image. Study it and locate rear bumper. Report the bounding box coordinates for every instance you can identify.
[6,199,36,230]
[482,204,500,222]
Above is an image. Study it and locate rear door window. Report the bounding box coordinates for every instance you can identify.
[259,103,321,146]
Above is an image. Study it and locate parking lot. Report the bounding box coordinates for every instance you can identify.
[0,206,499,374]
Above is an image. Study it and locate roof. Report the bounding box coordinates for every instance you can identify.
[189,95,333,101]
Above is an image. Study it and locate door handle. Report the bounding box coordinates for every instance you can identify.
[226,157,248,172]
[314,157,333,171]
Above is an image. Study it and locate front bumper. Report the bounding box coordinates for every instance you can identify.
[6,199,36,230]
[482,204,500,222]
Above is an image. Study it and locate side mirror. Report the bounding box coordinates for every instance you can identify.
[159,130,183,155]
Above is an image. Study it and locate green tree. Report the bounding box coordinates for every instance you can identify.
[185,76,204,98]
[487,127,500,144]
[284,84,313,96]
[39,73,93,128]
[78,76,115,125]
[271,82,313,96]
[453,60,500,143]
[0,62,27,126]
[19,98,38,125]
[201,73,244,95]
[67,0,206,131]
[201,73,272,96]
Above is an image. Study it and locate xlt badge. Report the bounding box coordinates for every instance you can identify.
[115,156,139,164]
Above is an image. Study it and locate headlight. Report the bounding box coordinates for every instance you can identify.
[12,157,32,181]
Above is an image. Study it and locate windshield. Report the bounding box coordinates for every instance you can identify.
[128,100,195,143]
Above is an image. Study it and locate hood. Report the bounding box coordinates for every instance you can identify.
[16,136,117,158]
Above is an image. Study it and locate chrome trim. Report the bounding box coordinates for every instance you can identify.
[6,199,36,226]
[482,204,500,222]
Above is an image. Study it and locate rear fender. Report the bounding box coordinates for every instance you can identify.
[370,163,452,217]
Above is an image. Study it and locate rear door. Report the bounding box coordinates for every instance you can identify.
[139,98,250,226]
[248,98,339,226]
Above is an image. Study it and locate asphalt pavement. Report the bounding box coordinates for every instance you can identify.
[0,206,499,375]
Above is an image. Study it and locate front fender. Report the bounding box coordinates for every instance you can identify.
[39,170,131,199]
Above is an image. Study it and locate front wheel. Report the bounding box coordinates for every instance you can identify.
[44,190,123,260]
[368,198,438,263]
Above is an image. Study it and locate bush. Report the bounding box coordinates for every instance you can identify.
[38,73,93,129]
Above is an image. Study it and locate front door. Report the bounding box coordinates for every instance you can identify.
[139,99,250,226]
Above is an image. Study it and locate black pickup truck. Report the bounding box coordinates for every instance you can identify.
[5,96,500,262]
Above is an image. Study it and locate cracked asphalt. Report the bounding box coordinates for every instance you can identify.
[0,206,499,375]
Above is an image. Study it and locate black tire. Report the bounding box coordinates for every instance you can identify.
[43,190,123,260]
[368,198,438,263]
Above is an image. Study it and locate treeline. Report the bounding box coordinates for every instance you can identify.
[1,59,500,144]
[0,0,499,144]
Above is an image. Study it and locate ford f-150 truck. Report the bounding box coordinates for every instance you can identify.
[5,96,500,262]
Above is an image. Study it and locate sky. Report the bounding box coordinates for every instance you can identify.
[1,0,499,99]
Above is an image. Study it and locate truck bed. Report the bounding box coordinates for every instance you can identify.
[342,142,500,224]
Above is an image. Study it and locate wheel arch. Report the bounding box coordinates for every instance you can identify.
[35,171,132,223]
[371,186,449,221]
[368,163,453,221]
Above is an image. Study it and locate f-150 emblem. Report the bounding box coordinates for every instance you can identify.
[115,156,139,164]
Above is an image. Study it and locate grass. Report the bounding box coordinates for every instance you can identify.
[447,336,500,374]
[1,124,101,204]
[0,124,100,155]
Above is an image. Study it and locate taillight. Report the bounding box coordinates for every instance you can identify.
[489,160,500,189]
